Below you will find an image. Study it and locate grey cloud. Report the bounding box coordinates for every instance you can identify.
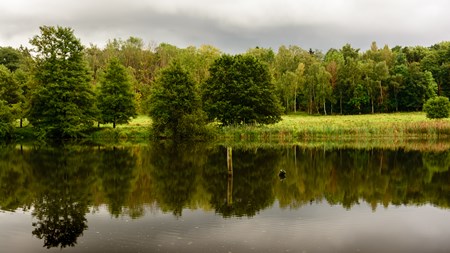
[1,0,449,53]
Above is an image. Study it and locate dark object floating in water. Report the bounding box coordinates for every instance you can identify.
[279,169,286,179]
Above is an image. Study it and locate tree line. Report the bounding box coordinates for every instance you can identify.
[1,26,449,138]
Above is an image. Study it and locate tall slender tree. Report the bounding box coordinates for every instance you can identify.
[97,58,137,128]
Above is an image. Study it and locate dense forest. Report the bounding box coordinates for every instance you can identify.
[0,26,449,138]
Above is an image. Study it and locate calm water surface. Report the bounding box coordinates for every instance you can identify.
[1,143,450,253]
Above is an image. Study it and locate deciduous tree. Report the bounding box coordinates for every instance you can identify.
[202,55,282,125]
[28,26,96,138]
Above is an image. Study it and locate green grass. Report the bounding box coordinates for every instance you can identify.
[12,112,450,146]
[97,115,153,129]
[218,112,450,141]
[86,115,153,142]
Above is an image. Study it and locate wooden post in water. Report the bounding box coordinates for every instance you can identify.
[227,147,233,206]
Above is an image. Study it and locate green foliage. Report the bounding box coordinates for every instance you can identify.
[97,58,137,128]
[0,65,28,126]
[28,26,96,138]
[423,96,450,119]
[0,65,22,105]
[0,46,22,72]
[148,62,207,139]
[202,54,282,125]
[0,100,13,139]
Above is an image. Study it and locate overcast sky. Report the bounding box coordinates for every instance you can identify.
[1,0,450,53]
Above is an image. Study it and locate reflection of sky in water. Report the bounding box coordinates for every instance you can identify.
[2,202,450,253]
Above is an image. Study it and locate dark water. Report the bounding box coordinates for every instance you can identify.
[1,143,450,253]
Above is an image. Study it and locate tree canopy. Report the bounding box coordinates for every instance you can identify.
[148,62,207,139]
[28,26,96,138]
[97,58,136,128]
[202,54,282,125]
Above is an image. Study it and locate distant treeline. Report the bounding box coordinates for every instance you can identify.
[83,39,449,115]
[0,26,449,137]
[81,39,450,115]
[2,35,449,114]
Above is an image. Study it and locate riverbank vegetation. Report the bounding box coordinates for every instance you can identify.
[1,25,450,141]
[219,112,450,141]
[34,112,450,147]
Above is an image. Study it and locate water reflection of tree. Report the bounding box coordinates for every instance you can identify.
[275,148,450,210]
[204,146,280,217]
[148,142,205,216]
[27,147,96,248]
[2,144,450,223]
[0,145,32,211]
[97,147,136,217]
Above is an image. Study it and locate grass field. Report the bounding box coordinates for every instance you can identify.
[15,112,450,145]
[84,115,153,141]
[219,112,450,141]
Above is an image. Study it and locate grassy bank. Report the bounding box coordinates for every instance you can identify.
[87,115,152,142]
[12,112,450,144]
[219,112,450,141]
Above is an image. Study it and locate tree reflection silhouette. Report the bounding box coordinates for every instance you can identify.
[27,147,96,248]
[204,146,280,217]
[148,142,203,216]
[97,146,136,217]
[2,144,450,224]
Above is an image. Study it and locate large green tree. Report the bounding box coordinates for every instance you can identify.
[28,26,96,138]
[97,58,136,128]
[202,54,282,125]
[148,62,207,139]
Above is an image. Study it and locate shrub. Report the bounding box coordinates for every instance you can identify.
[423,96,450,119]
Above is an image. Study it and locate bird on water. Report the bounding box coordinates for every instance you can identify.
[279,169,286,180]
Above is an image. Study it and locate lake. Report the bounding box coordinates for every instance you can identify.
[1,142,450,253]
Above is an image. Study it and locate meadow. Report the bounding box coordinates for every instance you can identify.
[218,112,450,141]
[83,112,450,144]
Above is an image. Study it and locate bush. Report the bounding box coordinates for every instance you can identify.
[423,96,450,119]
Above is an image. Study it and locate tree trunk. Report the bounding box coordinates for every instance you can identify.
[438,80,442,96]
[395,93,398,112]
[379,81,383,111]
[323,101,327,115]
[294,88,297,113]
[20,118,23,128]
[286,98,289,113]
[113,116,116,128]
[371,98,374,114]
[340,91,343,115]
[309,95,312,114]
